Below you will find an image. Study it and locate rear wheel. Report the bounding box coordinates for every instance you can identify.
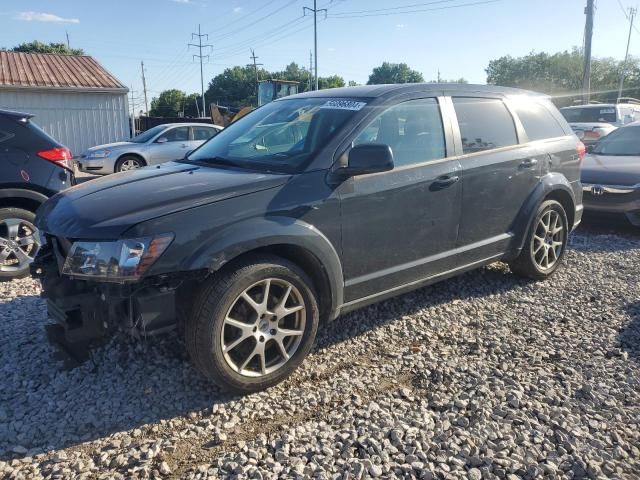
[185,255,319,393]
[115,155,144,172]
[509,200,568,280]
[0,208,40,280]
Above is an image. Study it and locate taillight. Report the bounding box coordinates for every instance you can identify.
[584,130,601,139]
[37,147,74,172]
[576,141,586,163]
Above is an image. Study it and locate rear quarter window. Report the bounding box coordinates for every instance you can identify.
[511,99,566,141]
[452,97,518,154]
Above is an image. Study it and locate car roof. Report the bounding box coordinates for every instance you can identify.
[560,104,617,110]
[0,109,34,121]
[283,83,547,101]
[158,122,221,128]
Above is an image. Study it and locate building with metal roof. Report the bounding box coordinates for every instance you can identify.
[0,51,129,155]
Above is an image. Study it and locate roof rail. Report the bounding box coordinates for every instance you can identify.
[617,97,640,105]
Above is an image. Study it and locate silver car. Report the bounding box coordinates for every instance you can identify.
[78,123,223,174]
[560,101,640,145]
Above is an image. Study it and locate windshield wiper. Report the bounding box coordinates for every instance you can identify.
[187,156,242,168]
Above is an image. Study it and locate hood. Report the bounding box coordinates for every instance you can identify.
[581,153,640,186]
[84,141,133,153]
[36,161,290,238]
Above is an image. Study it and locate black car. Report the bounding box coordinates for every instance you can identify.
[581,122,640,226]
[0,109,75,279]
[32,84,583,393]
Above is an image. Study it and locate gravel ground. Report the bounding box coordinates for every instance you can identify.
[1,223,639,479]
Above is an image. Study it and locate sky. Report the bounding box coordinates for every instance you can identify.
[0,0,630,111]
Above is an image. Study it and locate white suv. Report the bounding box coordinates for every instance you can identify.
[560,99,640,145]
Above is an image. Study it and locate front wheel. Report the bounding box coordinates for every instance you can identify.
[509,200,569,280]
[0,208,41,280]
[115,155,144,172]
[185,255,319,393]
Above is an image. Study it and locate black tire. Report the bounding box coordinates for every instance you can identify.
[509,199,569,280]
[0,208,40,280]
[115,155,145,173]
[185,254,319,393]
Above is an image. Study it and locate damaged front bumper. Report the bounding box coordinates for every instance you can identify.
[30,239,191,363]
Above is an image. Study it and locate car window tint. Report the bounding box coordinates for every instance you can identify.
[0,130,14,144]
[511,99,566,141]
[192,126,217,141]
[453,97,518,154]
[593,126,640,155]
[162,127,189,142]
[353,98,446,167]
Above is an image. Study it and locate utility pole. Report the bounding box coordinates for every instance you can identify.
[189,24,213,117]
[582,0,594,103]
[129,87,137,138]
[304,1,327,90]
[141,61,149,117]
[248,49,263,106]
[308,51,313,91]
[618,7,637,100]
[65,32,70,50]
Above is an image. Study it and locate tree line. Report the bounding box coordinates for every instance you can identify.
[7,41,639,115]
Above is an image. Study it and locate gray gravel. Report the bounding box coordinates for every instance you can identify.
[1,226,639,479]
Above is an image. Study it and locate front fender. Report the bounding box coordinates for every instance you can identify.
[181,216,344,319]
[508,173,577,259]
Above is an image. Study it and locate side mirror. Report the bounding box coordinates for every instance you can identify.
[156,137,168,144]
[333,143,394,180]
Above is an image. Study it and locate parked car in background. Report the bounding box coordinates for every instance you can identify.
[33,84,583,393]
[581,121,640,226]
[0,109,75,280]
[78,123,223,174]
[560,99,640,145]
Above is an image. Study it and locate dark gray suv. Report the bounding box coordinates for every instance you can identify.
[32,84,584,393]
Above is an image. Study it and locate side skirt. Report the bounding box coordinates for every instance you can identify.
[337,253,504,316]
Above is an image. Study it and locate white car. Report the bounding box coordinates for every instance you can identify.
[560,101,640,145]
[78,123,223,174]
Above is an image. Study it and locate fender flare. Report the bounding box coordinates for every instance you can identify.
[0,188,49,206]
[181,216,344,319]
[508,173,577,258]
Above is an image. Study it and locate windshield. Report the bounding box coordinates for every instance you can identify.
[560,106,617,124]
[131,125,166,143]
[187,97,368,172]
[592,126,640,156]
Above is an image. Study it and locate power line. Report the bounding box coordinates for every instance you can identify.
[327,0,501,18]
[189,24,213,117]
[619,7,637,98]
[304,1,328,90]
[206,0,298,41]
[329,0,460,16]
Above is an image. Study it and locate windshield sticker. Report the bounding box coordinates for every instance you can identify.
[320,100,367,111]
[600,109,615,114]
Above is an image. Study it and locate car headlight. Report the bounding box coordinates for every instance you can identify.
[88,150,111,158]
[62,234,174,282]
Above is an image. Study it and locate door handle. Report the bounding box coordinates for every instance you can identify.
[520,158,538,168]
[431,175,460,190]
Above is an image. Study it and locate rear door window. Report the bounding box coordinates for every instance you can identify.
[452,97,518,154]
[192,126,218,141]
[511,99,566,141]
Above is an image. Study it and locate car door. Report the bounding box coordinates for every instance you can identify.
[145,126,191,165]
[337,97,463,302]
[448,96,542,264]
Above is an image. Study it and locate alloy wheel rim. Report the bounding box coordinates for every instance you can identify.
[221,278,306,377]
[0,218,40,272]
[532,210,564,271]
[120,159,141,171]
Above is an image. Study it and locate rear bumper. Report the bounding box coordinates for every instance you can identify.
[30,241,185,359]
[582,182,640,225]
[76,157,114,175]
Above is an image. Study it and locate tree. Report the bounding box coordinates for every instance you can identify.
[183,93,202,117]
[367,62,424,85]
[9,41,84,56]
[149,89,187,117]
[485,48,639,105]
[318,75,346,90]
[428,78,468,84]
[205,65,268,108]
